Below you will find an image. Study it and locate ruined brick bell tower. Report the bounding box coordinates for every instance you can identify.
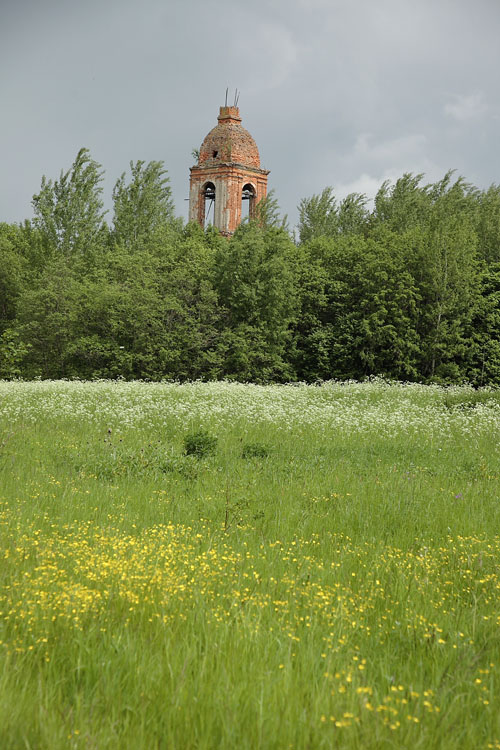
[189,101,269,236]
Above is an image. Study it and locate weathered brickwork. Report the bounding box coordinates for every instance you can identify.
[189,106,269,236]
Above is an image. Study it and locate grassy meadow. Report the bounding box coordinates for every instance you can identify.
[0,379,500,749]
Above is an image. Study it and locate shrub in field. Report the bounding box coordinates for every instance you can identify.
[241,441,272,459]
[183,429,217,458]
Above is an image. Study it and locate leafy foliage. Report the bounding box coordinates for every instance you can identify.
[2,150,500,385]
[241,441,272,458]
[183,429,218,458]
[32,148,107,257]
[112,160,175,249]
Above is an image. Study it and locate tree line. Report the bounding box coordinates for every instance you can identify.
[1,148,499,384]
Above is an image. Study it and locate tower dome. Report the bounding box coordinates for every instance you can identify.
[198,106,261,169]
[189,104,269,236]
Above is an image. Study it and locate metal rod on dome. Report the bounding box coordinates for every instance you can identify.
[235,89,240,107]
[225,88,228,107]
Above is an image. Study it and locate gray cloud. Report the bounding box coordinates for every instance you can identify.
[1,0,499,231]
[444,92,489,122]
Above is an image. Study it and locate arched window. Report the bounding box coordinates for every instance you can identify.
[202,182,216,227]
[241,183,256,221]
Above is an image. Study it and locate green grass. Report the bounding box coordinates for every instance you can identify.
[0,379,499,749]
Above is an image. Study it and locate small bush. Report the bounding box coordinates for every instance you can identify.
[242,441,271,459]
[184,429,218,458]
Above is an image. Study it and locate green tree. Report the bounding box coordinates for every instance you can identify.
[0,329,31,379]
[414,176,481,380]
[0,224,27,334]
[298,189,369,243]
[292,231,421,381]
[158,232,223,380]
[31,148,107,258]
[112,160,176,250]
[338,229,421,379]
[254,190,289,232]
[289,237,339,380]
[338,193,369,235]
[215,222,298,381]
[373,173,430,233]
[298,187,338,243]
[14,256,81,378]
[61,229,223,381]
[464,264,500,385]
[476,184,500,265]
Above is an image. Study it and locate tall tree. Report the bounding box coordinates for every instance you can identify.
[476,184,500,265]
[32,148,107,257]
[292,230,421,381]
[13,255,81,378]
[215,222,298,381]
[415,176,481,380]
[112,160,176,250]
[338,193,369,235]
[0,224,27,332]
[297,187,337,243]
[373,173,430,233]
[254,189,289,232]
[0,224,30,378]
[464,263,500,385]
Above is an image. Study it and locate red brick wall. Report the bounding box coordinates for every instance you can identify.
[189,107,269,236]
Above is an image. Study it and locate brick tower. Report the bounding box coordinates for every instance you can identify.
[189,105,269,236]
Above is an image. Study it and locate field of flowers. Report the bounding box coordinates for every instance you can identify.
[0,379,499,749]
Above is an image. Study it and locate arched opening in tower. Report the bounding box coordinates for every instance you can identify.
[202,182,216,227]
[241,183,256,222]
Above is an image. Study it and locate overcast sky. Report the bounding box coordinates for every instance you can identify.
[1,0,499,230]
